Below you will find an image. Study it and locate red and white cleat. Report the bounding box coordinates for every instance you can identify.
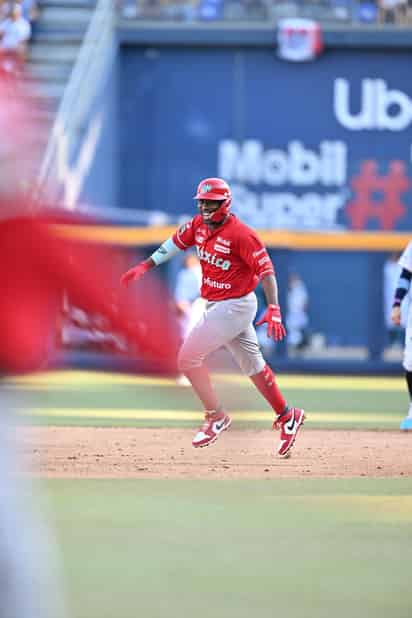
[192,411,232,448]
[273,407,305,458]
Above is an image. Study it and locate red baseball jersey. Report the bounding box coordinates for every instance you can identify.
[172,214,274,301]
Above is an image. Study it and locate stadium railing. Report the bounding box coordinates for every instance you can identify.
[37,0,115,205]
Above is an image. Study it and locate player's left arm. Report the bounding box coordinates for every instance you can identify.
[238,232,286,341]
[260,273,279,305]
[256,273,286,341]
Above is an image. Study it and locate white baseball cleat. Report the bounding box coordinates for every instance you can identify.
[192,411,232,448]
[273,407,305,458]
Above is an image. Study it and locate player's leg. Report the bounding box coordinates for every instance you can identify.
[401,317,412,430]
[226,325,305,457]
[178,295,257,447]
[225,328,286,413]
[178,306,235,411]
[176,298,207,387]
[179,294,259,404]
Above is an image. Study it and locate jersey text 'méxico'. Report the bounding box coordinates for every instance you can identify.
[172,214,274,301]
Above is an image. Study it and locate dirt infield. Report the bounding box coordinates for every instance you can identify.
[19,426,412,479]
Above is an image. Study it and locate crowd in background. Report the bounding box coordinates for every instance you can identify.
[0,0,39,72]
[119,0,412,25]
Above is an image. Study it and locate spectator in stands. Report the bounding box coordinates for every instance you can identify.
[0,1,38,35]
[221,0,268,21]
[20,0,40,34]
[357,0,378,22]
[197,0,224,20]
[242,0,267,19]
[168,0,198,21]
[223,0,247,19]
[0,3,31,72]
[378,0,400,22]
[397,0,412,22]
[0,0,10,19]
[138,0,162,19]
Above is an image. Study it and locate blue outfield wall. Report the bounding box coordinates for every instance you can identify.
[118,46,412,233]
[269,249,372,348]
[71,29,412,373]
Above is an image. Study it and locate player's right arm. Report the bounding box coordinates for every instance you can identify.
[391,267,412,326]
[120,219,197,286]
[391,241,412,325]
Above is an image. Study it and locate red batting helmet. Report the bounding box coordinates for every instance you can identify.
[194,177,232,224]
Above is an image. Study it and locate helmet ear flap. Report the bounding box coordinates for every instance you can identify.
[209,197,231,223]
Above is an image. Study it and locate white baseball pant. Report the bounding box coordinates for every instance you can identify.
[403,307,412,371]
[178,291,266,376]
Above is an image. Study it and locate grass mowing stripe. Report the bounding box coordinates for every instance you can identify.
[10,371,404,391]
[220,373,405,391]
[9,372,174,388]
[12,386,406,417]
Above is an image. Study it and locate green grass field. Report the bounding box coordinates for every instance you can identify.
[12,370,410,429]
[48,479,412,618]
[14,371,412,618]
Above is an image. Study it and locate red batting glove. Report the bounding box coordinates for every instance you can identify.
[120,261,150,287]
[255,304,286,341]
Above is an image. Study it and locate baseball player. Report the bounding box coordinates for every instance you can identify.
[121,178,305,457]
[391,240,412,430]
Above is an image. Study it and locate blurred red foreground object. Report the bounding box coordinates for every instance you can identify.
[0,208,179,375]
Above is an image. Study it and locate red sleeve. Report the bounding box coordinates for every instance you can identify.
[172,218,196,250]
[238,230,275,280]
